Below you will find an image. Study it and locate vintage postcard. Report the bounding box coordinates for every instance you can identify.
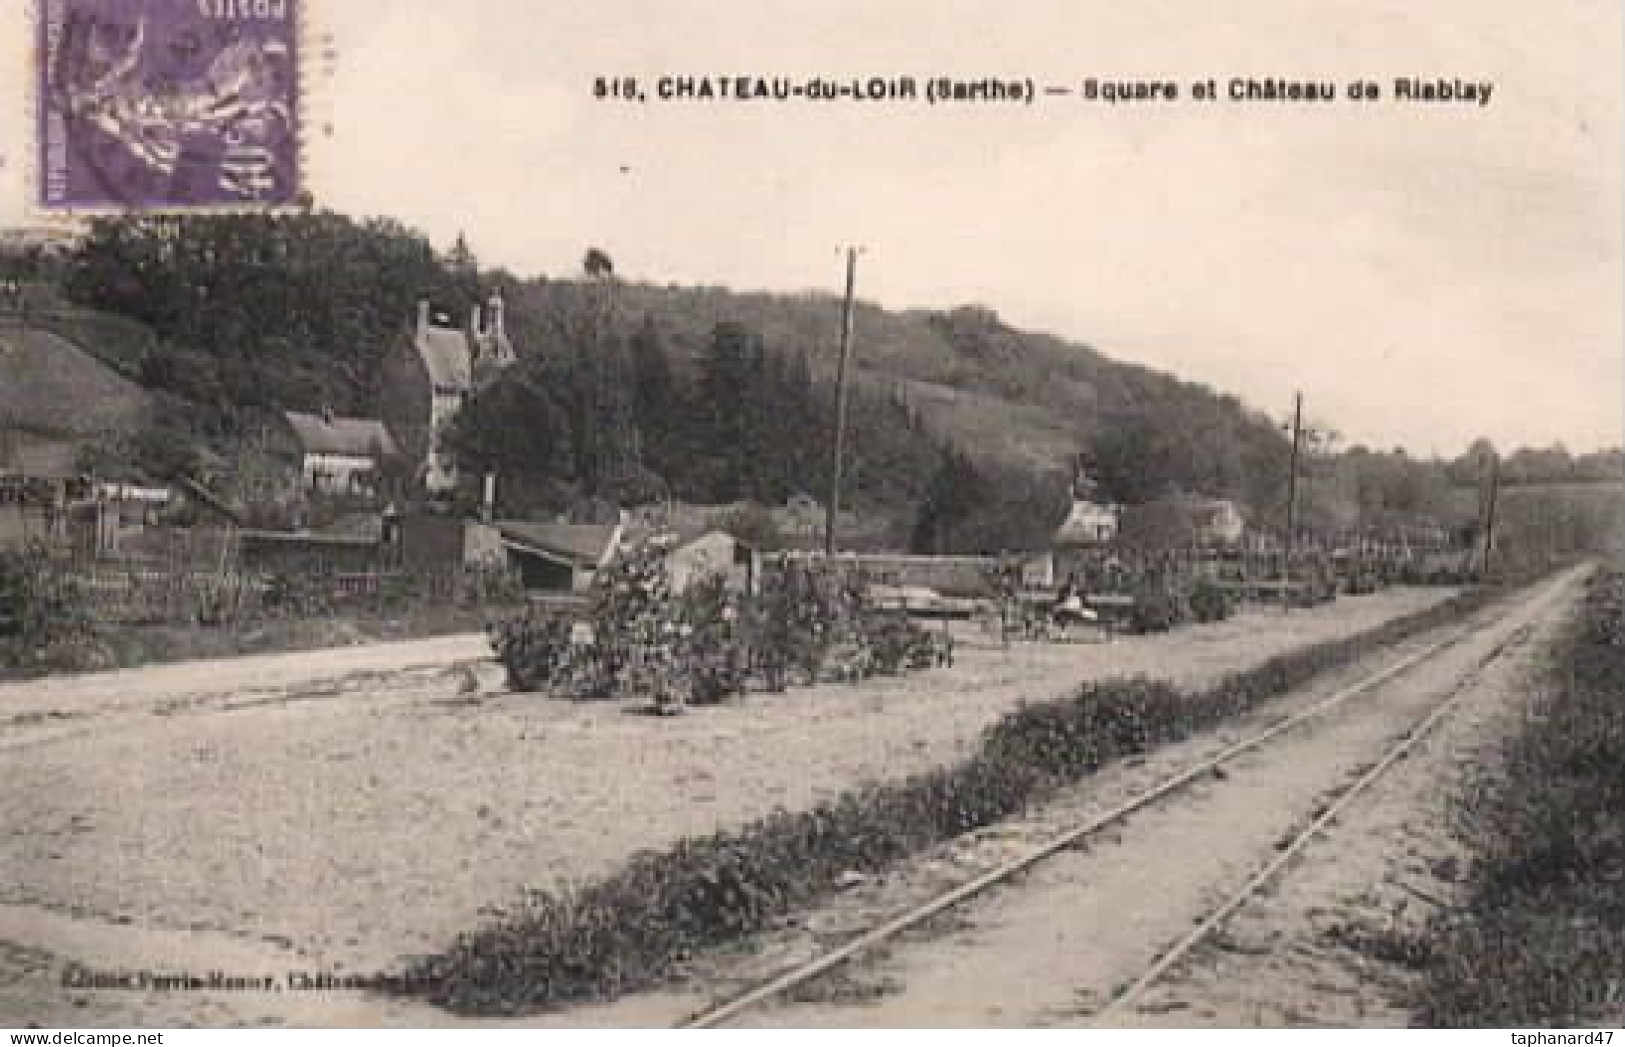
[0,0,1619,1035]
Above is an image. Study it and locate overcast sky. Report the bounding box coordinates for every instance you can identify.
[1,0,1619,457]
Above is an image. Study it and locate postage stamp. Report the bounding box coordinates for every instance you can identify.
[35,0,301,212]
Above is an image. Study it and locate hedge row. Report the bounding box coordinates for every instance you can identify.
[403,584,1509,1016]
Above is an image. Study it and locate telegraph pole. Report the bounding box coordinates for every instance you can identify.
[1480,452,1500,577]
[825,247,859,557]
[1283,391,1304,609]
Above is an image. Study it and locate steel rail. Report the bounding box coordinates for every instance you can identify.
[1091,618,1539,1025]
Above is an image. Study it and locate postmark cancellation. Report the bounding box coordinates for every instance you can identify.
[34,0,301,213]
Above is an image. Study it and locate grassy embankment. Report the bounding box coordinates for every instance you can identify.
[1410,567,1623,1026]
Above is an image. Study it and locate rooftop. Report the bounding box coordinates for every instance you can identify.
[496,520,621,567]
[284,411,399,458]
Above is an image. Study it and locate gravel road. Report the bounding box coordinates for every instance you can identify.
[0,587,1463,1027]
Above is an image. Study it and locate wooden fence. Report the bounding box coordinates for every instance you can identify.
[66,562,517,626]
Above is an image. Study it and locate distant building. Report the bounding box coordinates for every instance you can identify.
[470,518,624,592]
[1179,495,1246,547]
[1020,551,1056,589]
[236,528,381,575]
[770,492,871,549]
[775,492,825,539]
[378,292,516,497]
[657,528,759,595]
[1053,460,1121,547]
[283,409,399,497]
[90,482,172,558]
[1053,499,1120,546]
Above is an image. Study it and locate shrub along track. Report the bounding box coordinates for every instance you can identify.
[678,568,1580,1029]
[682,620,1500,1028]
[402,578,1551,1019]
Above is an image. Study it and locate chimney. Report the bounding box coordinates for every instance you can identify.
[321,404,335,425]
[481,472,497,523]
[416,299,430,337]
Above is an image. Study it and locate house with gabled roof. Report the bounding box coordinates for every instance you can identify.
[378,292,516,498]
[486,518,625,592]
[1052,462,1120,548]
[283,408,399,497]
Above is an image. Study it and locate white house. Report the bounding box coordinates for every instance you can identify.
[283,409,399,497]
[1053,498,1120,546]
[1180,495,1246,547]
[665,530,759,594]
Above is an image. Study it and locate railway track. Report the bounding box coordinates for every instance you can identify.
[1089,617,1538,1025]
[677,575,1570,1029]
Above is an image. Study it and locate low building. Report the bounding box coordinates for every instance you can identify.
[664,530,758,595]
[475,518,625,592]
[90,482,172,558]
[1053,498,1120,546]
[283,409,399,498]
[1020,551,1056,589]
[1181,496,1246,547]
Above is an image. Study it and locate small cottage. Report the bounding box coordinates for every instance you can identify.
[283,410,398,497]
[1181,496,1246,548]
[665,530,758,595]
[1053,499,1120,546]
[480,518,624,592]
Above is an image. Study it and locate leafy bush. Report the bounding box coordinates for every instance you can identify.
[1130,580,1187,633]
[675,574,748,704]
[743,559,863,687]
[260,572,338,618]
[487,607,575,693]
[862,610,929,675]
[405,581,1511,1014]
[1188,577,1234,623]
[455,562,526,607]
[1343,569,1381,595]
[0,544,95,669]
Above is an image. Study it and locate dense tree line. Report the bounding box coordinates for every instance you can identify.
[63,210,480,413]
[43,209,1622,555]
[449,311,943,527]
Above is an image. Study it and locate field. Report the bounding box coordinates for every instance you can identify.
[0,586,1453,1012]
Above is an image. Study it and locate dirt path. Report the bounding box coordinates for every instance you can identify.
[0,587,1460,1027]
[668,571,1579,1028]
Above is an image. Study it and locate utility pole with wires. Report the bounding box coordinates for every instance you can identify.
[1480,452,1501,578]
[825,246,861,557]
[1282,391,1304,610]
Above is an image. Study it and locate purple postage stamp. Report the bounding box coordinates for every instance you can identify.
[36,0,300,211]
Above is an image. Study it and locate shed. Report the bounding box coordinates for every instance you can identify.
[492,519,623,592]
[665,530,758,595]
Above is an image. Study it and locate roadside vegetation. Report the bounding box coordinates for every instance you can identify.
[1411,567,1623,1027]
[0,544,520,679]
[405,582,1508,1015]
